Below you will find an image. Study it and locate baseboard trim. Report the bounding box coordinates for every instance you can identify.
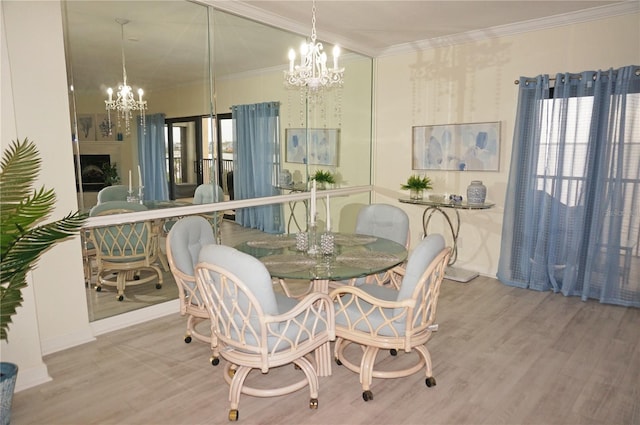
[40,327,96,356]
[90,299,180,336]
[14,363,51,392]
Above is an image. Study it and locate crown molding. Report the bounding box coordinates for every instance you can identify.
[199,0,378,56]
[377,1,639,57]
[203,1,638,59]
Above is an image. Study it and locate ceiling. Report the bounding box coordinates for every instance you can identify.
[212,0,629,56]
[63,0,632,94]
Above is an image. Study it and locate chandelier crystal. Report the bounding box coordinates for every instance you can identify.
[284,0,344,94]
[105,18,146,136]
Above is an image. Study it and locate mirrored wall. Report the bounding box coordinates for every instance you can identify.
[63,0,374,320]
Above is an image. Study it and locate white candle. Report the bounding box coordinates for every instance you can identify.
[288,49,295,72]
[107,87,113,102]
[128,170,132,192]
[138,89,143,102]
[332,45,340,70]
[137,165,143,188]
[310,180,316,226]
[326,194,331,232]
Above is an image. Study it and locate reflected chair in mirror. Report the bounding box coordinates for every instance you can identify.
[329,234,451,402]
[195,245,335,422]
[88,201,163,301]
[81,229,96,287]
[96,185,129,204]
[163,184,225,240]
[166,215,219,365]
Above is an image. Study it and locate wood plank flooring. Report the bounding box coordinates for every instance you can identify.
[13,275,640,425]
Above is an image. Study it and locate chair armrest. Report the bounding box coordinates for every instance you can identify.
[329,286,414,309]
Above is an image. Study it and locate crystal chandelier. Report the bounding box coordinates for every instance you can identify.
[105,18,146,136]
[284,0,344,93]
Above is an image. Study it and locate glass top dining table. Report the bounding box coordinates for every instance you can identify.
[235,233,408,293]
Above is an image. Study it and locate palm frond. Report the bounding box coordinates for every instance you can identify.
[0,139,87,341]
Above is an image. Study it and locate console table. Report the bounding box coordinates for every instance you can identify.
[399,197,495,282]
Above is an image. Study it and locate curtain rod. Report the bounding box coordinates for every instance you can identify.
[229,101,281,110]
[514,67,640,85]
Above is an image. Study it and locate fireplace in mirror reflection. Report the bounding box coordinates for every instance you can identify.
[78,154,110,192]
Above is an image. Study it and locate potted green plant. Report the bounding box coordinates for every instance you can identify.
[101,161,120,186]
[0,139,86,424]
[401,174,433,200]
[311,169,336,189]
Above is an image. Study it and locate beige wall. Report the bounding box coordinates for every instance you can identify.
[1,0,94,391]
[374,12,640,276]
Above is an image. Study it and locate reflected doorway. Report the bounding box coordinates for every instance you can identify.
[165,116,207,200]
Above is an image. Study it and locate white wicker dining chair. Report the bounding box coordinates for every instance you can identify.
[195,244,335,421]
[165,215,218,364]
[88,201,163,301]
[329,234,451,402]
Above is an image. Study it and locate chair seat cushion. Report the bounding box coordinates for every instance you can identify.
[334,285,405,337]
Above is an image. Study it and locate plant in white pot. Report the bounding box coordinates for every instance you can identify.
[0,139,86,424]
[310,169,336,190]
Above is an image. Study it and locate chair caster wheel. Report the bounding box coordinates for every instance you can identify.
[228,409,239,421]
[425,377,436,387]
[184,336,192,343]
[362,390,373,402]
[310,398,318,409]
[155,283,162,289]
[96,286,102,292]
[390,349,398,356]
[211,357,220,366]
[335,358,342,366]
[117,295,124,301]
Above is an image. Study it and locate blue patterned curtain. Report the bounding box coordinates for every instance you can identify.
[498,65,640,307]
[137,113,169,202]
[232,102,283,233]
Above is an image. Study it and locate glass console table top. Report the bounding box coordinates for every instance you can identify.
[399,197,495,209]
[236,233,407,281]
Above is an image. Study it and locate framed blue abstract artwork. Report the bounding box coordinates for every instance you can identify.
[285,128,339,166]
[412,121,500,171]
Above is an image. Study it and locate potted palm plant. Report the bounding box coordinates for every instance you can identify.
[401,174,433,200]
[311,169,336,190]
[0,139,86,424]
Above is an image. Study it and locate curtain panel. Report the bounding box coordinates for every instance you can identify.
[232,101,284,234]
[498,65,640,307]
[137,113,169,202]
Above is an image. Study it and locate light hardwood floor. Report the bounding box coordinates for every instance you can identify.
[13,274,640,425]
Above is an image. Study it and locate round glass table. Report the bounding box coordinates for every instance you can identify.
[235,233,408,293]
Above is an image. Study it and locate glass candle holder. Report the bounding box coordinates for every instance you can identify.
[307,223,319,255]
[320,232,335,256]
[295,232,309,252]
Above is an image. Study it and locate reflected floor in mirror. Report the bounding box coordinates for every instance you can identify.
[85,219,269,321]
